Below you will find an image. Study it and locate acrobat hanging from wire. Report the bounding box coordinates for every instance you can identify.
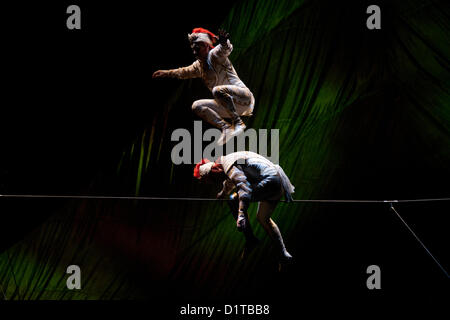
[194,151,294,265]
[152,28,254,145]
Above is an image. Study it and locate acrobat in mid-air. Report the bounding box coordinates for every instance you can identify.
[194,151,294,264]
[152,28,255,145]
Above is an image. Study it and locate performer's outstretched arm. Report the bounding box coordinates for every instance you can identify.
[152,61,201,79]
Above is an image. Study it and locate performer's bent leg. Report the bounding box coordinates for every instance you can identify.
[192,99,229,128]
[256,201,292,261]
[192,99,238,144]
[212,86,252,144]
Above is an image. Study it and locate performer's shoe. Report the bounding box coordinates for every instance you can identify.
[217,120,246,146]
[278,250,293,272]
[240,237,260,260]
[217,125,235,146]
[280,250,293,261]
[232,120,246,137]
[236,214,247,231]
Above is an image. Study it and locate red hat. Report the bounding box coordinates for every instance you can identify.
[188,28,217,47]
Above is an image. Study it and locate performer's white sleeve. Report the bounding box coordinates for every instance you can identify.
[166,61,201,79]
[211,40,233,59]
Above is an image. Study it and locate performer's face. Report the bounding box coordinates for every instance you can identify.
[191,41,210,60]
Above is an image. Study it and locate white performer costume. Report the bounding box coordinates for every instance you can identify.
[164,29,255,145]
[195,151,294,261]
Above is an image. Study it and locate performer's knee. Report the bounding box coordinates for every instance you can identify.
[192,101,203,114]
[212,86,229,100]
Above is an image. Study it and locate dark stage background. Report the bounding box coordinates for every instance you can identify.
[1,0,449,315]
